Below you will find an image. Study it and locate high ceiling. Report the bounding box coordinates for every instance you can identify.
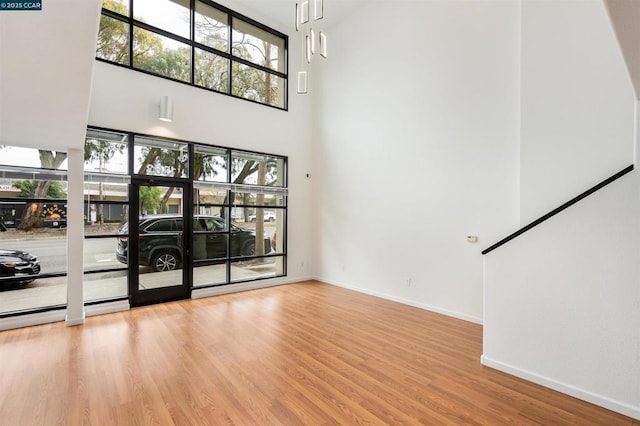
[231,0,365,33]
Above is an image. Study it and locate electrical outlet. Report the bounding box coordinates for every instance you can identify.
[406,278,412,287]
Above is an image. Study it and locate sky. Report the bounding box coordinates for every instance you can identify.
[0,146,67,169]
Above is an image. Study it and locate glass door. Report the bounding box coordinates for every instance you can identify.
[128,179,191,306]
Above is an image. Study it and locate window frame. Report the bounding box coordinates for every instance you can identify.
[87,125,288,292]
[97,0,289,110]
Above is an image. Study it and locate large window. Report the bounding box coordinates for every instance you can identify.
[83,129,130,303]
[97,0,288,109]
[193,147,287,286]
[0,147,69,316]
[86,127,287,294]
[0,134,287,318]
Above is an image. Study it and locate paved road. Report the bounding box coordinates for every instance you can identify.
[0,238,120,274]
[0,223,277,275]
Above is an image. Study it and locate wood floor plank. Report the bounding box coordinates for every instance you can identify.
[0,280,638,425]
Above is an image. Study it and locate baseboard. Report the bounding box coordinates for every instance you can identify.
[192,275,315,299]
[316,276,483,325]
[481,355,640,420]
[85,300,130,317]
[0,310,66,331]
[65,311,86,326]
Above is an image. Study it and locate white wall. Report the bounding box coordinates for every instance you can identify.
[482,2,640,417]
[0,0,101,151]
[483,160,640,419]
[520,0,635,224]
[313,1,521,323]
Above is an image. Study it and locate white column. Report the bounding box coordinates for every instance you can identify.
[66,147,85,326]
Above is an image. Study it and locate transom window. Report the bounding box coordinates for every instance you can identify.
[97,0,288,109]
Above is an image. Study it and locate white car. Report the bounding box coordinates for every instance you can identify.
[249,211,276,222]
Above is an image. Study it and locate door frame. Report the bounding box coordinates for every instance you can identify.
[129,177,192,307]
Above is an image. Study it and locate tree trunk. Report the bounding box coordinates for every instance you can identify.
[18,150,67,231]
[160,187,174,213]
[18,181,51,230]
[255,161,266,256]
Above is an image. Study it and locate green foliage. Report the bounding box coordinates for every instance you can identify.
[139,186,162,214]
[96,1,282,106]
[13,181,67,198]
[96,15,129,64]
[85,138,126,165]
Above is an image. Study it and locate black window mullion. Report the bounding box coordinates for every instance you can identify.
[227,14,233,94]
[98,0,289,110]
[128,0,133,67]
[190,0,196,85]
[100,7,128,21]
[99,0,288,110]
[133,21,192,46]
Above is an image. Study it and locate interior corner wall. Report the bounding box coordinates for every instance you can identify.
[312,0,520,323]
[483,164,640,420]
[88,27,314,283]
[520,0,635,224]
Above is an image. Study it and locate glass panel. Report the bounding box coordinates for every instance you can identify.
[231,256,284,282]
[0,200,68,230]
[218,218,272,257]
[231,62,285,108]
[193,216,228,260]
[0,203,68,314]
[0,146,68,170]
[192,205,228,288]
[136,186,185,290]
[193,200,227,218]
[231,193,285,208]
[230,152,286,187]
[233,208,282,254]
[194,48,228,92]
[102,0,128,15]
[133,27,191,83]
[133,0,190,39]
[84,269,128,303]
[0,180,67,202]
[232,18,285,73]
[83,237,126,273]
[84,201,127,230]
[193,261,227,287]
[134,137,189,178]
[194,145,228,182]
[195,1,228,51]
[85,130,129,175]
[0,146,70,311]
[0,277,68,314]
[97,14,130,65]
[0,215,66,274]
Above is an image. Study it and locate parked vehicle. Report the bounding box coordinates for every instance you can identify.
[249,211,276,222]
[116,214,271,272]
[0,249,40,287]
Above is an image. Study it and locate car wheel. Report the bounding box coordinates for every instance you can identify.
[151,252,180,272]
[242,241,256,256]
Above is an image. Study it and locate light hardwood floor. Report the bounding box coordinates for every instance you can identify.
[0,281,637,425]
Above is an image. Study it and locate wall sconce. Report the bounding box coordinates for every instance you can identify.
[159,95,173,122]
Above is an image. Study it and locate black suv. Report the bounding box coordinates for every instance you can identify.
[116,214,271,272]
